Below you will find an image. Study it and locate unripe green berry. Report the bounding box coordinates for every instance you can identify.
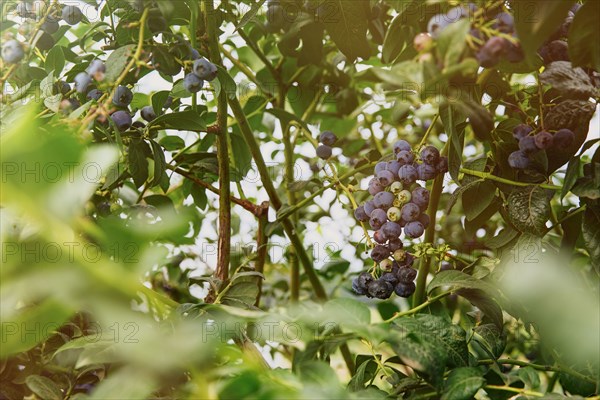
[390,181,404,194]
[393,249,406,262]
[387,207,401,222]
[380,259,393,272]
[397,190,412,205]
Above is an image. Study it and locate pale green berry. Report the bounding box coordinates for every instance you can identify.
[393,198,402,208]
[387,207,401,222]
[397,190,412,205]
[393,249,406,262]
[390,181,404,194]
[380,259,393,272]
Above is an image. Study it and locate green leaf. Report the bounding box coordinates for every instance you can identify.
[151,90,171,116]
[236,0,267,30]
[266,107,310,132]
[561,157,581,200]
[149,111,206,131]
[323,298,371,328]
[318,0,371,61]
[462,181,496,221]
[214,66,237,100]
[472,323,506,359]
[441,367,485,400]
[105,44,135,82]
[506,186,551,236]
[513,0,575,65]
[437,19,470,68]
[568,1,600,70]
[427,270,496,296]
[457,289,504,330]
[159,135,186,151]
[149,140,166,187]
[381,1,419,63]
[25,375,63,400]
[44,46,65,74]
[348,357,378,391]
[440,104,466,182]
[486,227,519,250]
[128,139,149,188]
[517,366,541,389]
[582,205,600,269]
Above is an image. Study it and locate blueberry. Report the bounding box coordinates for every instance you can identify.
[519,135,539,154]
[476,37,507,68]
[398,165,418,185]
[420,145,440,165]
[494,12,515,33]
[369,208,388,230]
[397,252,415,267]
[190,48,200,60]
[354,205,369,222]
[387,160,401,176]
[538,40,569,64]
[319,130,337,146]
[513,124,533,140]
[436,157,448,174]
[373,229,387,244]
[367,279,394,299]
[41,18,59,34]
[147,15,168,33]
[404,221,425,238]
[397,267,417,283]
[193,57,218,81]
[411,187,430,208]
[508,150,530,169]
[397,150,415,165]
[417,163,437,181]
[86,60,106,78]
[364,200,376,216]
[35,32,55,51]
[1,40,25,64]
[265,3,286,32]
[352,278,367,295]
[534,131,554,149]
[401,203,420,222]
[393,140,411,154]
[388,238,403,252]
[183,73,204,94]
[141,105,157,122]
[368,178,385,195]
[382,221,402,238]
[357,272,374,288]
[371,245,391,263]
[316,144,332,160]
[381,272,398,286]
[553,129,574,148]
[375,161,388,174]
[377,170,395,186]
[111,110,132,131]
[505,40,524,63]
[387,206,401,222]
[53,80,70,95]
[427,14,451,39]
[394,281,416,297]
[373,191,395,209]
[62,5,83,25]
[74,72,92,93]
[112,85,133,107]
[86,89,102,101]
[413,33,433,52]
[132,121,145,129]
[418,213,430,228]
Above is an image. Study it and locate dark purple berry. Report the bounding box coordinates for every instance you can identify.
[373,191,395,209]
[417,163,437,181]
[113,85,133,107]
[397,150,415,165]
[368,279,394,299]
[394,281,416,297]
[411,187,430,208]
[352,278,367,295]
[371,245,391,263]
[436,156,449,174]
[477,37,506,68]
[316,144,333,160]
[404,221,425,238]
[193,57,218,81]
[382,221,402,238]
[381,272,398,286]
[420,145,440,165]
[397,267,417,283]
[393,140,411,154]
[86,89,102,101]
[358,272,374,288]
[373,230,387,244]
[111,111,132,132]
[377,170,396,186]
[141,106,157,122]
[505,40,525,63]
[354,205,369,222]
[534,131,554,149]
[375,162,388,174]
[508,150,530,169]
[388,238,404,252]
[513,124,533,140]
[538,40,569,64]
[369,209,388,230]
[519,135,539,154]
[398,165,418,185]
[364,200,376,216]
[418,213,430,228]
[494,12,515,33]
[368,178,384,195]
[553,129,574,148]
[401,203,420,222]
[387,160,401,176]
[183,73,204,93]
[319,130,337,146]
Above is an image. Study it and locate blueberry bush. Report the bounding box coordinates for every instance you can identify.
[1,0,599,399]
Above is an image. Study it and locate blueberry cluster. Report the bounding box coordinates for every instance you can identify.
[352,254,417,299]
[508,124,575,169]
[183,57,218,93]
[351,141,448,299]
[538,4,579,64]
[316,131,338,160]
[473,12,525,68]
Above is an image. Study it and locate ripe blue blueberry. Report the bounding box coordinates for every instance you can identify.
[183,73,204,93]
[553,129,574,148]
[386,160,401,176]
[377,170,395,187]
[357,272,374,288]
[411,187,430,208]
[373,191,395,209]
[397,150,415,165]
[319,130,337,146]
[86,60,106,80]
[513,124,533,140]
[41,18,59,34]
[141,106,157,122]
[388,238,403,252]
[393,140,411,154]
[382,221,402,238]
[397,165,418,185]
[193,57,218,81]
[418,213,430,228]
[368,279,394,299]
[397,267,417,283]
[476,37,506,68]
[534,131,554,149]
[74,72,92,93]
[373,229,387,244]
[427,14,452,39]
[400,203,420,222]
[436,156,449,174]
[417,163,437,181]
[374,161,388,174]
[113,85,133,107]
[352,278,367,295]
[508,150,530,169]
[381,272,398,286]
[369,209,388,230]
[86,89,102,101]
[519,135,539,154]
[368,178,384,195]
[354,205,369,222]
[111,111,132,131]
[62,5,83,25]
[1,40,25,64]
[53,80,71,95]
[404,221,425,238]
[420,145,440,165]
[363,200,375,216]
[371,245,390,263]
[494,12,515,33]
[394,281,416,297]
[316,144,332,160]
[190,48,200,60]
